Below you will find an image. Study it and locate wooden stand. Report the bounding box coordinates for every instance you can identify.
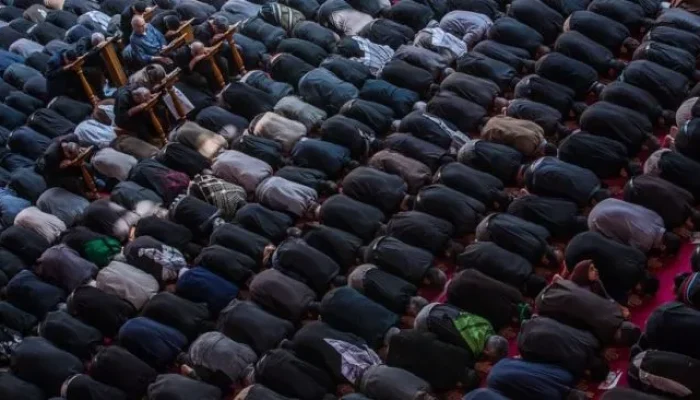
[143,5,158,22]
[165,18,195,43]
[141,93,167,146]
[196,41,226,91]
[160,33,188,56]
[215,25,246,76]
[156,67,187,121]
[63,58,99,106]
[62,146,98,200]
[97,37,127,87]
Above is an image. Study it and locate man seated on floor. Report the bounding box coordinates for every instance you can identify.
[126,15,173,69]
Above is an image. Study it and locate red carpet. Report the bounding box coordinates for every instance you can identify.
[423,237,694,398]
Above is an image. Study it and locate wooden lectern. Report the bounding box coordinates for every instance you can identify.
[154,67,187,121]
[193,41,226,91]
[97,36,127,87]
[213,24,246,76]
[143,5,158,22]
[62,146,98,200]
[138,92,168,146]
[63,57,99,106]
[164,18,195,43]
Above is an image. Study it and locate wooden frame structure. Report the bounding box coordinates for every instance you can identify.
[163,18,195,44]
[62,146,98,200]
[154,67,188,121]
[139,92,168,146]
[194,41,226,91]
[160,22,227,91]
[63,37,127,105]
[212,24,246,76]
[99,37,128,87]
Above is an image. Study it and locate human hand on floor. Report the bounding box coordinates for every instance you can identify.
[674,226,691,239]
[604,348,619,361]
[620,306,631,319]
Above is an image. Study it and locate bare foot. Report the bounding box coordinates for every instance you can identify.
[628,294,643,308]
[604,348,619,361]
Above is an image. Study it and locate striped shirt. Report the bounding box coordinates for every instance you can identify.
[349,36,394,76]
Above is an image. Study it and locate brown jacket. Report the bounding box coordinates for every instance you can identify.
[480,115,545,157]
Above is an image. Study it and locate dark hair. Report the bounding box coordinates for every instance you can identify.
[591,188,611,204]
[212,16,228,32]
[661,109,676,127]
[425,267,447,289]
[572,101,588,116]
[368,138,383,155]
[484,335,509,362]
[639,272,659,296]
[522,59,535,74]
[626,160,643,177]
[617,321,641,347]
[346,159,360,171]
[332,275,347,287]
[286,226,303,238]
[133,1,148,13]
[556,123,572,141]
[307,301,321,314]
[164,15,181,31]
[509,76,521,89]
[448,240,465,263]
[609,59,626,75]
[591,82,605,96]
[403,195,416,210]
[427,83,440,98]
[64,49,78,61]
[692,245,700,272]
[524,274,547,298]
[318,180,338,196]
[588,357,610,382]
[674,272,691,294]
[644,135,661,152]
[493,190,512,211]
[662,231,681,255]
[622,37,640,52]
[543,142,558,156]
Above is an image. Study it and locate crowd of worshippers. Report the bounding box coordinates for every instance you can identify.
[1,0,700,397]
